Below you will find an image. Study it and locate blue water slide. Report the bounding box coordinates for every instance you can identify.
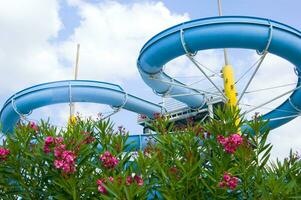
[0,80,162,133]
[138,16,301,130]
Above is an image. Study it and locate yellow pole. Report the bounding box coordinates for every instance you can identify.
[222,65,238,107]
[222,65,240,131]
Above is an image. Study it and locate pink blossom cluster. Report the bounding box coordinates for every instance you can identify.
[43,136,63,154]
[97,177,114,194]
[217,133,243,154]
[126,175,144,186]
[100,151,119,169]
[54,150,77,174]
[0,147,10,161]
[219,172,239,190]
[29,122,39,133]
[43,136,77,174]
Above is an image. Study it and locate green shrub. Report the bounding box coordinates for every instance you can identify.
[0,107,300,199]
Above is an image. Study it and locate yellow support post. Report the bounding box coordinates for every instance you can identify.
[68,115,77,125]
[222,65,241,132]
[222,65,238,107]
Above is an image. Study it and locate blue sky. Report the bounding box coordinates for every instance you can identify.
[1,0,301,159]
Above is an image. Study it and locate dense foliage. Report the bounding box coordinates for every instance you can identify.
[0,107,300,199]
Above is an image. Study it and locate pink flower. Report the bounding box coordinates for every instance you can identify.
[97,179,108,194]
[231,134,243,145]
[29,122,39,132]
[217,135,227,145]
[43,146,51,154]
[44,136,77,174]
[228,177,238,189]
[54,159,75,173]
[62,163,76,173]
[62,150,76,163]
[225,146,235,154]
[219,181,225,188]
[98,185,107,194]
[100,151,119,169]
[126,176,133,185]
[108,176,114,182]
[43,136,56,154]
[45,136,55,145]
[134,175,143,186]
[103,151,111,157]
[54,160,64,169]
[54,144,66,157]
[219,172,239,190]
[0,147,10,161]
[111,157,119,165]
[97,179,103,185]
[223,173,231,182]
[53,150,76,174]
[217,134,243,154]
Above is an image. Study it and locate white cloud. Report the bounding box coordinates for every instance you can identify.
[268,117,301,161]
[0,0,67,97]
[58,0,189,83]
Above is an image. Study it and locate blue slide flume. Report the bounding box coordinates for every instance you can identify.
[137,16,301,130]
[0,80,162,133]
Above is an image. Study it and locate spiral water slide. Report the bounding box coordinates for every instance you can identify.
[138,16,301,130]
[0,80,162,132]
[1,16,301,150]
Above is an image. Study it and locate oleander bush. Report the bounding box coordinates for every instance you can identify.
[0,106,300,199]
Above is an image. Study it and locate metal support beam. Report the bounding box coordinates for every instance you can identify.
[69,44,80,122]
[245,84,301,114]
[237,52,268,104]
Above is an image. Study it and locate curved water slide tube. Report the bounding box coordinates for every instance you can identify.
[0,80,162,147]
[138,16,301,130]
